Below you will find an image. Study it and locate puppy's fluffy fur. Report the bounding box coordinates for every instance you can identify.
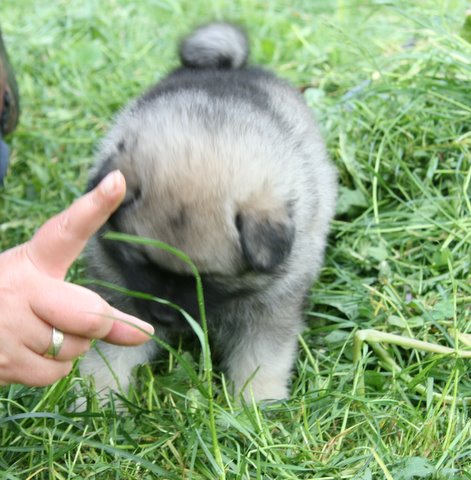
[80,23,337,401]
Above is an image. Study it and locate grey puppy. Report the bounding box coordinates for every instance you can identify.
[80,23,337,402]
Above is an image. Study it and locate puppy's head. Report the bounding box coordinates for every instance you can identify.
[90,159,294,271]
[87,95,296,323]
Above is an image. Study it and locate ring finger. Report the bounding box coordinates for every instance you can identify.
[41,330,91,361]
[25,318,91,361]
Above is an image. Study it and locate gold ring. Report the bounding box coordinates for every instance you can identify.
[45,327,64,358]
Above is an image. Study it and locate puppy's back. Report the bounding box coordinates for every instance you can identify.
[91,23,336,278]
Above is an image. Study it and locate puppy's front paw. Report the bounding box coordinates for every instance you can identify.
[68,376,127,413]
[236,375,289,403]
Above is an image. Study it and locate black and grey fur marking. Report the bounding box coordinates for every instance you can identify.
[79,22,337,403]
[179,22,248,69]
[236,211,295,273]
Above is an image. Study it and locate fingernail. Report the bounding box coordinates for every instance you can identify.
[112,308,155,335]
[100,170,125,197]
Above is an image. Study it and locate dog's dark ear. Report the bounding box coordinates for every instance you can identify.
[86,154,141,207]
[86,155,116,193]
[236,204,295,273]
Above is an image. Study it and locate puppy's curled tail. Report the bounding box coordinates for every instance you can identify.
[179,22,249,69]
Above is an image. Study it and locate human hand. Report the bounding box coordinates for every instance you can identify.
[0,170,154,387]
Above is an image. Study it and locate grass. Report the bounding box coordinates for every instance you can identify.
[1,0,470,478]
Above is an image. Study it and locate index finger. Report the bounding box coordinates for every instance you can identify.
[26,170,125,278]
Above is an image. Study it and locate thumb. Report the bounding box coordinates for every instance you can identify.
[26,170,125,278]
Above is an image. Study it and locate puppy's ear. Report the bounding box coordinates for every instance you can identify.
[86,154,141,207]
[236,203,295,273]
[86,155,116,193]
